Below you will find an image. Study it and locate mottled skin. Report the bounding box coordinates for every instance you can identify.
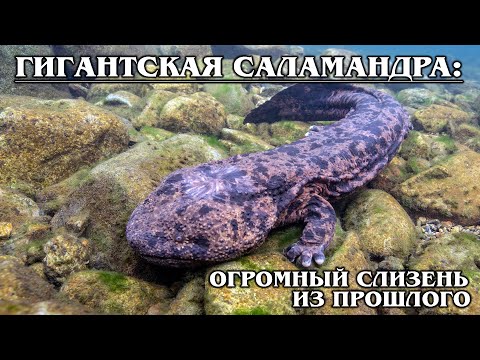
[126,84,412,268]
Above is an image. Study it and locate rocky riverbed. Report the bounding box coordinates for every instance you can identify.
[0,45,479,315]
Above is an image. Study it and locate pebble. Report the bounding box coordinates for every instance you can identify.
[419,217,480,240]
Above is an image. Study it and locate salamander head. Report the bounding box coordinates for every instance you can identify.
[126,165,274,268]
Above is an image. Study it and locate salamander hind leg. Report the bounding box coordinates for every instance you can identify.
[284,195,336,268]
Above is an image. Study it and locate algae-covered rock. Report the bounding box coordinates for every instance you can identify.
[409,232,480,315]
[138,126,175,142]
[0,255,55,303]
[344,190,417,259]
[0,197,52,263]
[370,156,409,192]
[220,128,273,154]
[0,45,71,98]
[44,135,227,276]
[205,253,298,315]
[60,270,171,315]
[0,187,40,234]
[167,277,205,315]
[87,83,150,103]
[453,123,480,141]
[104,91,143,108]
[35,168,93,216]
[396,88,442,108]
[0,222,13,240]
[410,232,480,271]
[255,222,346,257]
[98,91,146,122]
[203,83,255,116]
[451,123,480,152]
[0,299,93,315]
[0,96,129,188]
[307,232,376,315]
[413,104,474,133]
[269,121,312,146]
[395,150,480,225]
[159,93,227,135]
[396,131,457,176]
[151,82,199,95]
[225,114,245,130]
[132,90,178,128]
[43,233,91,285]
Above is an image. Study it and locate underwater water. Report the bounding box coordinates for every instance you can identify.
[0,44,479,315]
[303,45,480,81]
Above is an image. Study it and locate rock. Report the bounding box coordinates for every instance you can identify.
[269,121,312,146]
[138,126,174,142]
[167,277,205,315]
[378,256,405,271]
[0,255,55,303]
[158,93,227,135]
[212,45,292,59]
[409,232,480,314]
[406,157,431,175]
[68,84,89,98]
[97,91,146,122]
[87,83,150,103]
[132,90,177,128]
[370,156,409,192]
[0,187,39,234]
[151,82,199,95]
[29,262,47,279]
[395,150,480,225]
[43,233,91,285]
[220,128,273,154]
[395,129,458,174]
[205,253,298,315]
[0,223,13,240]
[203,84,255,116]
[259,84,286,98]
[35,168,92,216]
[451,123,480,152]
[0,45,71,98]
[307,232,376,315]
[255,223,346,257]
[25,223,51,240]
[42,135,227,276]
[396,131,457,175]
[344,189,417,259]
[226,114,245,130]
[60,270,171,315]
[413,104,474,133]
[465,137,480,152]
[453,123,480,141]
[104,91,142,108]
[0,188,49,262]
[396,88,442,108]
[0,96,129,189]
[0,300,93,315]
[25,237,48,265]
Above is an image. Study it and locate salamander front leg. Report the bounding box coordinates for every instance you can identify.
[284,195,336,268]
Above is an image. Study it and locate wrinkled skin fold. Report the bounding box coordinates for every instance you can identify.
[126,84,412,268]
